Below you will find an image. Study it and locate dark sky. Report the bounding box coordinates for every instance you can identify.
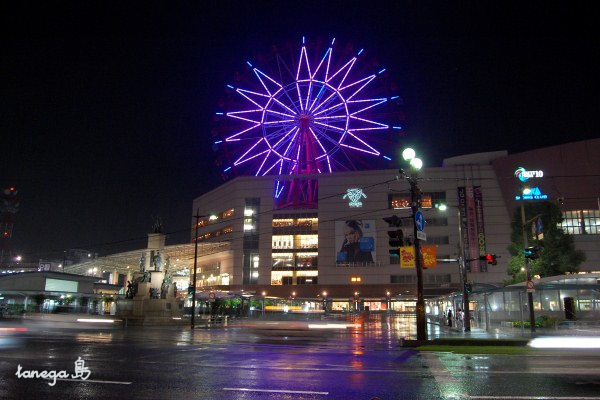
[2,2,598,261]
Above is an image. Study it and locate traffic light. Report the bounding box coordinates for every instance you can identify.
[465,283,473,294]
[383,215,402,227]
[523,246,540,260]
[479,253,498,265]
[387,229,404,247]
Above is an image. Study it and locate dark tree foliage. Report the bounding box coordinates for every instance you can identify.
[507,201,585,284]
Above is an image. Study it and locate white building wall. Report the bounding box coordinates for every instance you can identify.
[191,163,513,288]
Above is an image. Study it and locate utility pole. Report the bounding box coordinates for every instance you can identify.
[191,208,204,329]
[409,177,427,341]
[456,208,471,332]
[520,201,536,333]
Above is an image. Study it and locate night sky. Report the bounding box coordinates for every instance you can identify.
[2,2,598,261]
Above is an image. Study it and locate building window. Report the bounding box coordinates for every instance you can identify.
[389,192,446,210]
[429,236,450,245]
[559,210,600,235]
[350,276,362,283]
[582,210,600,234]
[272,215,318,233]
[243,198,260,284]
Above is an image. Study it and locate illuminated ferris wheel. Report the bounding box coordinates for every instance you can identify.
[214,37,403,197]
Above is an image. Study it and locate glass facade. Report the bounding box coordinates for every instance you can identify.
[243,198,260,284]
[271,214,318,285]
[560,210,600,234]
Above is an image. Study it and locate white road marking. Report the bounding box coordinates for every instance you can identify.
[51,378,132,385]
[470,397,600,400]
[223,387,328,395]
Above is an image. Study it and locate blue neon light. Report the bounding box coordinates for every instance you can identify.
[246,61,252,67]
[331,37,336,45]
[515,187,548,201]
[383,155,392,160]
[214,140,223,144]
[378,68,386,74]
[223,166,231,172]
[392,126,403,130]
[302,36,305,44]
[227,84,234,89]
[390,95,399,100]
[357,48,364,55]
[215,112,224,115]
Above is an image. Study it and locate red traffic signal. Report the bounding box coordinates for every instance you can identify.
[479,253,498,265]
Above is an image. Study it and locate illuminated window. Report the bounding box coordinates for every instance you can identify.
[582,210,600,234]
[389,192,445,210]
[560,211,583,234]
[221,208,234,218]
[350,276,362,283]
[272,235,294,249]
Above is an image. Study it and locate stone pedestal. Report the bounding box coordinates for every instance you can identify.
[117,270,182,325]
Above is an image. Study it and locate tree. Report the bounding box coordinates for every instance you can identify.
[32,294,46,312]
[507,201,585,283]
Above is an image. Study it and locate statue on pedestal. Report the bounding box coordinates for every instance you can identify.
[139,253,146,273]
[152,216,163,233]
[160,256,172,299]
[153,251,162,272]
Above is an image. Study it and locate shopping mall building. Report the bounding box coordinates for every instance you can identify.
[189,139,599,308]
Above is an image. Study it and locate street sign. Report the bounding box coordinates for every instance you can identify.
[415,210,425,232]
[526,280,535,293]
[416,231,426,241]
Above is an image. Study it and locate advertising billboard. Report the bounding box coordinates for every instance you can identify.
[335,220,376,264]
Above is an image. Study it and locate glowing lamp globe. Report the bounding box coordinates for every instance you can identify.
[402,148,416,161]
[410,157,423,170]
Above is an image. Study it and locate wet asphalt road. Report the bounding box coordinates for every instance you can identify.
[1,315,600,400]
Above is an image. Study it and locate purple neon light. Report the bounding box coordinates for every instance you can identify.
[223,41,391,179]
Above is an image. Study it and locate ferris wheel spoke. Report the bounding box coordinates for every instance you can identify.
[310,91,338,114]
[348,98,388,115]
[340,74,376,101]
[234,138,270,165]
[265,109,295,118]
[270,126,299,153]
[255,150,272,176]
[311,47,331,80]
[236,88,270,109]
[272,97,298,116]
[224,41,390,177]
[314,121,346,132]
[349,115,389,130]
[340,132,381,155]
[308,127,328,157]
[253,68,282,96]
[262,158,283,176]
[308,82,327,111]
[226,123,260,142]
[326,57,356,88]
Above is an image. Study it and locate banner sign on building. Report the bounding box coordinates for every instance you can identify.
[335,220,376,264]
[473,186,487,272]
[458,186,487,272]
[421,245,437,269]
[400,246,415,268]
[399,245,437,269]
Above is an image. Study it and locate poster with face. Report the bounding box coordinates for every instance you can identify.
[335,220,376,264]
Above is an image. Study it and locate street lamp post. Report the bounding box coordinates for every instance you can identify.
[191,208,207,329]
[520,199,536,333]
[401,148,427,341]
